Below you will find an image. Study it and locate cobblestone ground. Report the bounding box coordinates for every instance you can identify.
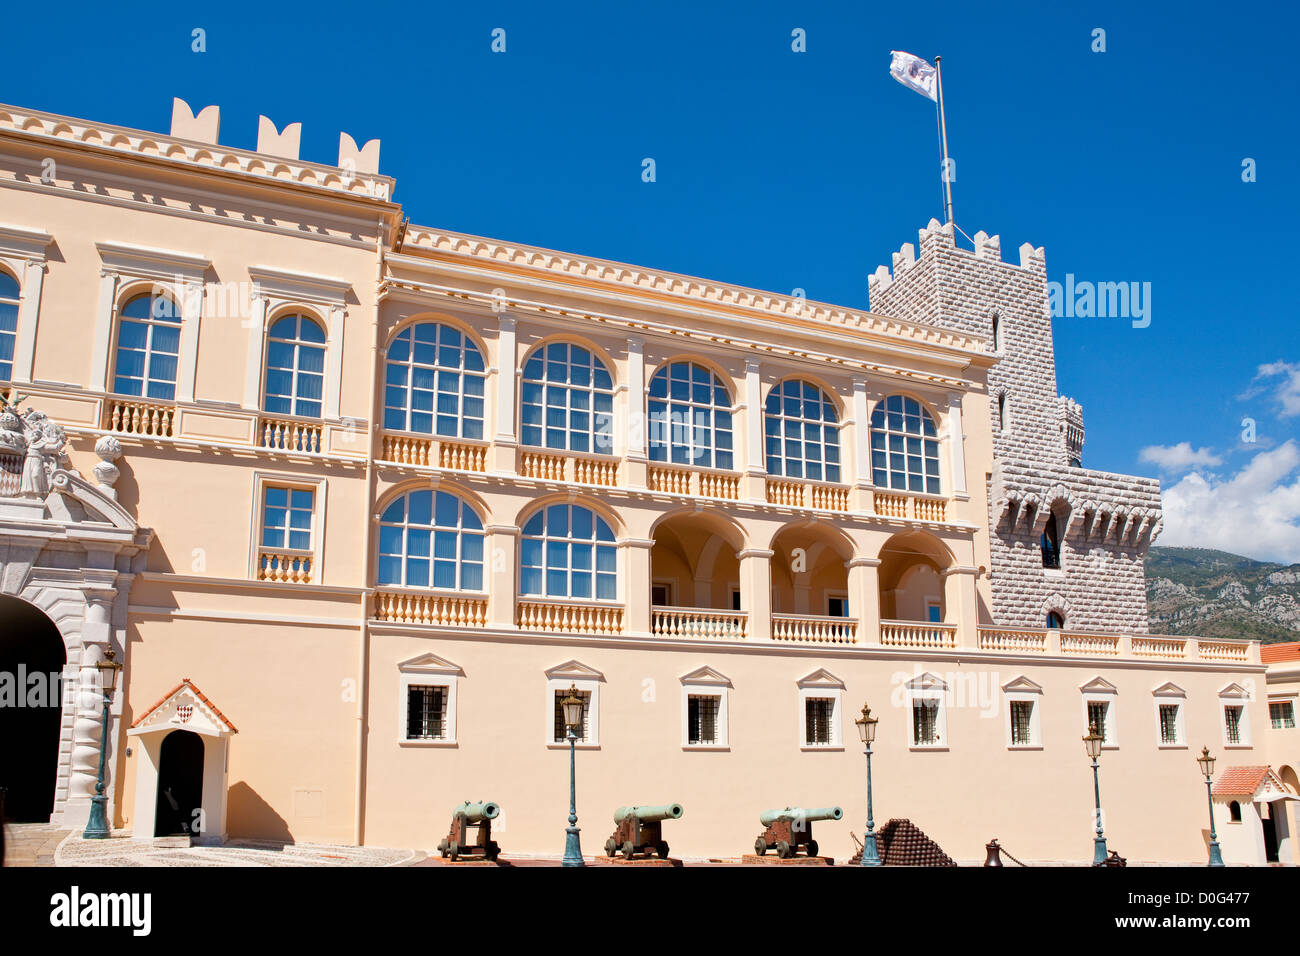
[55,835,422,867]
[2,824,73,867]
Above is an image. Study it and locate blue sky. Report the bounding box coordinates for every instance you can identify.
[4,1,1297,561]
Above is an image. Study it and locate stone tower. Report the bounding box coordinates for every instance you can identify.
[869,219,1161,633]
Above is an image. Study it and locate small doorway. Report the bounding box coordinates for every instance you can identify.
[1262,803,1279,863]
[154,730,204,836]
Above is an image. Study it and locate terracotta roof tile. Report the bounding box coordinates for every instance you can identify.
[129,678,238,732]
[1212,765,1270,796]
[1261,641,1300,663]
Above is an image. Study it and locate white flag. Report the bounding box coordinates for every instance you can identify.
[889,50,938,102]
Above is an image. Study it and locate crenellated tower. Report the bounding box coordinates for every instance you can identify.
[869,219,1161,633]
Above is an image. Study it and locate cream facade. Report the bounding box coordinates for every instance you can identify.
[0,99,1291,864]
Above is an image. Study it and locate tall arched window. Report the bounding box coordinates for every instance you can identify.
[648,361,734,469]
[520,503,616,600]
[764,380,841,482]
[384,322,486,438]
[1041,514,1062,569]
[1046,610,1065,629]
[113,292,181,399]
[997,393,1008,433]
[991,313,1002,352]
[520,342,614,454]
[870,395,940,494]
[377,490,485,590]
[0,271,19,383]
[264,314,326,418]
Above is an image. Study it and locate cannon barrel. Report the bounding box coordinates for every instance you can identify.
[456,800,500,822]
[613,803,684,824]
[758,806,843,826]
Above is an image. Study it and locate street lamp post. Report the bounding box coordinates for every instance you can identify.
[82,647,122,840]
[855,703,881,867]
[1197,747,1225,867]
[560,684,586,867]
[1083,723,1107,865]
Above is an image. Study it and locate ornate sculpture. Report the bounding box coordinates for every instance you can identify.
[0,394,71,499]
[93,435,123,499]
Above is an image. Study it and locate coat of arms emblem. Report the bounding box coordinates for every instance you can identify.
[176,704,194,723]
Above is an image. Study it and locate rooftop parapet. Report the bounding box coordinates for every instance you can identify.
[868,218,1045,297]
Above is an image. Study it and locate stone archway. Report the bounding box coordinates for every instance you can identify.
[0,595,65,821]
[0,401,153,828]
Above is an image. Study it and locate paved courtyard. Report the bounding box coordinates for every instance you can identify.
[49,833,422,867]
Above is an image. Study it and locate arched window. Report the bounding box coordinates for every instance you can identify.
[1228,801,1242,823]
[113,292,181,399]
[520,503,616,600]
[264,314,326,417]
[764,380,841,482]
[991,313,1002,352]
[997,393,1008,433]
[1046,611,1065,629]
[384,322,486,438]
[1041,514,1062,569]
[870,395,940,494]
[520,343,614,454]
[0,271,19,382]
[648,361,734,469]
[377,490,484,590]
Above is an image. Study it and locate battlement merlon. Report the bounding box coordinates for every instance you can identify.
[867,218,1046,300]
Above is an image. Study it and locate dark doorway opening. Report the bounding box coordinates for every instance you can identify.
[1263,804,1279,863]
[0,596,66,822]
[154,730,204,836]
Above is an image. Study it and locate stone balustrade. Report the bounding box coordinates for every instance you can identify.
[772,613,858,644]
[373,589,488,626]
[651,606,748,639]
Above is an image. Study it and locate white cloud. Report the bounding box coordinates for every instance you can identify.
[1139,442,1222,471]
[1159,440,1300,563]
[1254,360,1300,418]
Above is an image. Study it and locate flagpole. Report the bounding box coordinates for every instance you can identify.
[935,54,954,225]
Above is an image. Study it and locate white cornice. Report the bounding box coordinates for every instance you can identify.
[0,222,54,259]
[248,265,352,306]
[96,241,211,282]
[0,102,396,204]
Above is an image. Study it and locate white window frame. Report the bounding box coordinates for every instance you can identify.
[1081,678,1119,749]
[93,242,209,402]
[0,224,54,386]
[248,471,327,582]
[245,266,351,420]
[1219,683,1252,748]
[680,666,730,751]
[397,653,461,747]
[1152,682,1186,749]
[1269,695,1297,730]
[797,669,845,750]
[1003,677,1043,750]
[545,660,603,750]
[905,672,949,750]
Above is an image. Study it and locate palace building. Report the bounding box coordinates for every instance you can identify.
[0,98,1293,864]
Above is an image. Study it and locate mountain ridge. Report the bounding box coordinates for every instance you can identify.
[1145,546,1300,644]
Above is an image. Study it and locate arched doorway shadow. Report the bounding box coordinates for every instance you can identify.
[154,730,205,837]
[0,596,65,822]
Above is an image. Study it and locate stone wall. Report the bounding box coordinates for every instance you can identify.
[869,219,1161,633]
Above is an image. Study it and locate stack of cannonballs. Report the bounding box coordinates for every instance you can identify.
[850,819,956,866]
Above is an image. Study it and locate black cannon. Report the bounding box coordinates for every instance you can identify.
[754,806,843,859]
[604,804,683,860]
[437,800,501,862]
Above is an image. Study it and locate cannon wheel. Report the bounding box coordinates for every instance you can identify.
[754,836,767,856]
[775,840,791,860]
[437,838,449,859]
[621,840,636,860]
[806,839,819,859]
[604,837,617,857]
[656,841,670,860]
[486,841,500,862]
[448,839,460,862]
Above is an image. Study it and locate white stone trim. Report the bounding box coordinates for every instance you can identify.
[680,665,730,750]
[397,652,462,747]
[1219,683,1253,749]
[1081,677,1119,749]
[247,470,328,583]
[1003,675,1043,749]
[1152,681,1187,748]
[545,659,603,749]
[904,671,949,750]
[797,668,844,750]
